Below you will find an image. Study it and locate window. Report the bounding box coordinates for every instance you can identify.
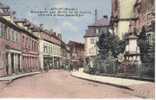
[34,41,36,51]
[0,23,5,37]
[90,38,95,44]
[44,46,47,53]
[10,29,15,41]
[102,28,107,33]
[32,41,34,51]
[96,28,99,34]
[6,27,10,40]
[26,37,28,49]
[50,46,52,53]
[4,25,7,39]
[13,30,17,42]
[28,38,31,50]
[22,36,25,48]
[0,22,2,37]
[16,31,18,42]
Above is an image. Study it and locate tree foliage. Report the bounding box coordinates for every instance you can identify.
[97,31,126,59]
[138,27,155,64]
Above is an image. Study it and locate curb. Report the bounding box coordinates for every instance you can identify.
[71,72,133,90]
[0,72,41,82]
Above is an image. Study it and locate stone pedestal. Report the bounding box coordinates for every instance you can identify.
[124,33,141,64]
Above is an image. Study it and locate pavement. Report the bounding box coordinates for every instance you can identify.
[0,69,154,98]
[71,68,155,98]
[71,68,152,87]
[0,70,148,98]
[0,71,40,82]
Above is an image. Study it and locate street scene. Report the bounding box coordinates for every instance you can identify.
[0,70,154,98]
[0,0,155,99]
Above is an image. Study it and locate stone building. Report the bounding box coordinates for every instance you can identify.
[33,27,62,71]
[0,4,22,76]
[111,0,140,64]
[84,16,110,67]
[111,0,155,75]
[133,0,155,72]
[67,41,84,70]
[0,2,69,77]
[14,19,40,73]
[0,3,40,77]
[133,0,155,33]
[111,0,137,39]
[118,0,154,64]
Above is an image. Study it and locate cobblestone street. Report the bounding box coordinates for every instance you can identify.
[0,70,154,98]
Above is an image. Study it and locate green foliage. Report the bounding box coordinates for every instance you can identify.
[138,28,155,64]
[85,30,126,74]
[137,27,154,78]
[93,50,117,74]
[97,31,126,59]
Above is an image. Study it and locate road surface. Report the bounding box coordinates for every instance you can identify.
[0,70,153,98]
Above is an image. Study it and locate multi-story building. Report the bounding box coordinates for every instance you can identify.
[0,2,69,77]
[14,19,40,73]
[33,26,62,71]
[0,3,40,77]
[67,41,84,69]
[0,4,22,76]
[84,16,110,67]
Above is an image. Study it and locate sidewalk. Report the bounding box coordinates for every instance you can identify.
[71,68,153,88]
[0,72,40,82]
[71,68,154,98]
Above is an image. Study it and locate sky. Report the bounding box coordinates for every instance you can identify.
[1,0,112,43]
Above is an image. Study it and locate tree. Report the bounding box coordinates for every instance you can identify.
[97,31,126,59]
[95,31,126,73]
[138,27,155,77]
[138,27,154,64]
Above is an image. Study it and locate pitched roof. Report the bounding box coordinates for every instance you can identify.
[84,16,110,37]
[89,16,110,27]
[84,28,97,37]
[68,41,84,48]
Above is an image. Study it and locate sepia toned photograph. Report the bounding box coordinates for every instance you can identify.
[0,0,155,99]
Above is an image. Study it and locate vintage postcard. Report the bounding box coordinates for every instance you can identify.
[0,0,155,99]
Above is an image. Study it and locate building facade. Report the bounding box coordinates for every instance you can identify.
[0,3,40,77]
[15,19,40,73]
[111,0,137,39]
[84,16,110,67]
[134,0,155,33]
[67,41,84,70]
[33,27,62,71]
[60,42,71,69]
[111,0,155,76]
[0,6,23,76]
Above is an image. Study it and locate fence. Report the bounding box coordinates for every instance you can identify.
[84,60,154,81]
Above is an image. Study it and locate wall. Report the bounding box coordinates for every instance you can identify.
[116,0,136,39]
[85,37,98,57]
[118,21,130,39]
